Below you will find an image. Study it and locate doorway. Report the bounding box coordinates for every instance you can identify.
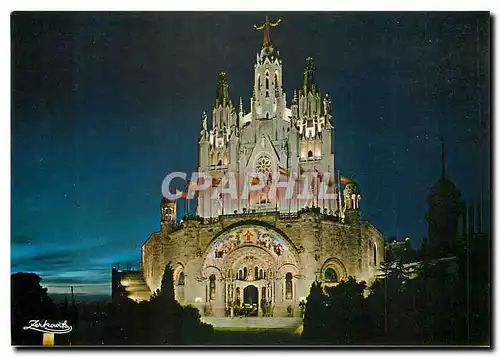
[243,285,258,316]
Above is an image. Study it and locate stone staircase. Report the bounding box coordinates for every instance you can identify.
[201,316,302,330]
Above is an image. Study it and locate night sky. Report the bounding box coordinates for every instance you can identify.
[11,12,490,298]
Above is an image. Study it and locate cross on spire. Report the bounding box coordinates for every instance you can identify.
[254,16,282,47]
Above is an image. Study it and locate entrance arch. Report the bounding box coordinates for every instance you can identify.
[200,223,301,317]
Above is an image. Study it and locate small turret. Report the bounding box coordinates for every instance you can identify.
[160,197,177,231]
[344,182,361,211]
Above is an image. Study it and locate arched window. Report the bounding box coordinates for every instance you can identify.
[373,245,377,266]
[177,271,185,286]
[209,274,216,300]
[259,269,263,280]
[266,76,269,90]
[255,266,259,280]
[236,287,241,305]
[308,150,313,159]
[275,71,279,87]
[285,272,293,300]
[243,267,247,280]
[324,268,338,283]
[266,112,269,119]
[257,75,261,90]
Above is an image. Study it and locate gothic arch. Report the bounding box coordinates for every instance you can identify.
[320,257,348,281]
[203,265,223,280]
[173,262,186,282]
[203,220,301,258]
[200,222,301,283]
[277,262,300,277]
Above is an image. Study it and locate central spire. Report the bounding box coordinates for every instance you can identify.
[254,16,282,48]
[215,71,229,107]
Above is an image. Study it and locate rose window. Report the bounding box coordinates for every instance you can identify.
[255,155,272,174]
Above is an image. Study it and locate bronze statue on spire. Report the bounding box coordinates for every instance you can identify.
[254,16,282,47]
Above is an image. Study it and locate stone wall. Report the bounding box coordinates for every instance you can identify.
[141,211,384,317]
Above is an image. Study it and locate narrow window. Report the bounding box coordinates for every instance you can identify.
[373,245,377,266]
[285,272,293,300]
[209,274,216,300]
[255,266,259,280]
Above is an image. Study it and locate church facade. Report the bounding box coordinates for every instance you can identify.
[141,18,384,317]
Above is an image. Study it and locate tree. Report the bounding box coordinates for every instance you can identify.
[301,281,326,343]
[367,246,414,344]
[11,272,56,345]
[104,262,213,345]
[323,277,367,344]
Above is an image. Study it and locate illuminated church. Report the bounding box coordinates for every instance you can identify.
[138,18,385,317]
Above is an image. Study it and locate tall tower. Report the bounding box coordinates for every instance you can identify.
[251,17,285,122]
[293,57,336,213]
[426,137,464,258]
[196,72,239,218]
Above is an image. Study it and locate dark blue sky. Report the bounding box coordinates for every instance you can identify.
[11,12,490,297]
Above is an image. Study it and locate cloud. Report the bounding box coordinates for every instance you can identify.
[42,275,109,286]
[11,234,33,245]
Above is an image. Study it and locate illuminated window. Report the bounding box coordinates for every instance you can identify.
[209,274,216,300]
[324,268,338,283]
[285,272,293,300]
